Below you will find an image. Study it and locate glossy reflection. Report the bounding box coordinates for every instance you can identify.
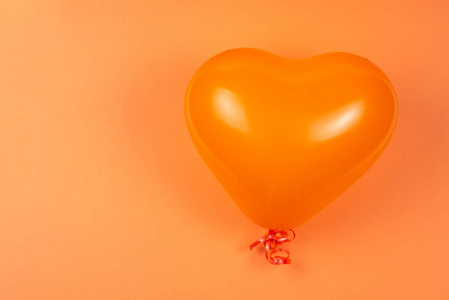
[185,48,398,230]
[213,88,250,133]
[309,100,365,142]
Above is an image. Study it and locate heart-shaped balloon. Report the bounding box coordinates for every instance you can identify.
[185,48,397,230]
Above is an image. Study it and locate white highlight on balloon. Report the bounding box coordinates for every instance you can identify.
[309,100,365,142]
[213,88,250,133]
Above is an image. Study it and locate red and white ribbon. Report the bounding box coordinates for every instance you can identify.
[249,229,296,265]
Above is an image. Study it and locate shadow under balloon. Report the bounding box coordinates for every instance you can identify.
[296,79,449,247]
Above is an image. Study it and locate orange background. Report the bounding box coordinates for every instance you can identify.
[1,1,448,299]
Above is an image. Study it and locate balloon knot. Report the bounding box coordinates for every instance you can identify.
[249,229,296,265]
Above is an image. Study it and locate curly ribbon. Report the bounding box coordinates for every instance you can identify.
[249,229,296,265]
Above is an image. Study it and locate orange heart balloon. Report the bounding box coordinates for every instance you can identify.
[185,48,398,230]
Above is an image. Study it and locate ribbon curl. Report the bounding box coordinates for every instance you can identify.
[249,229,296,265]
